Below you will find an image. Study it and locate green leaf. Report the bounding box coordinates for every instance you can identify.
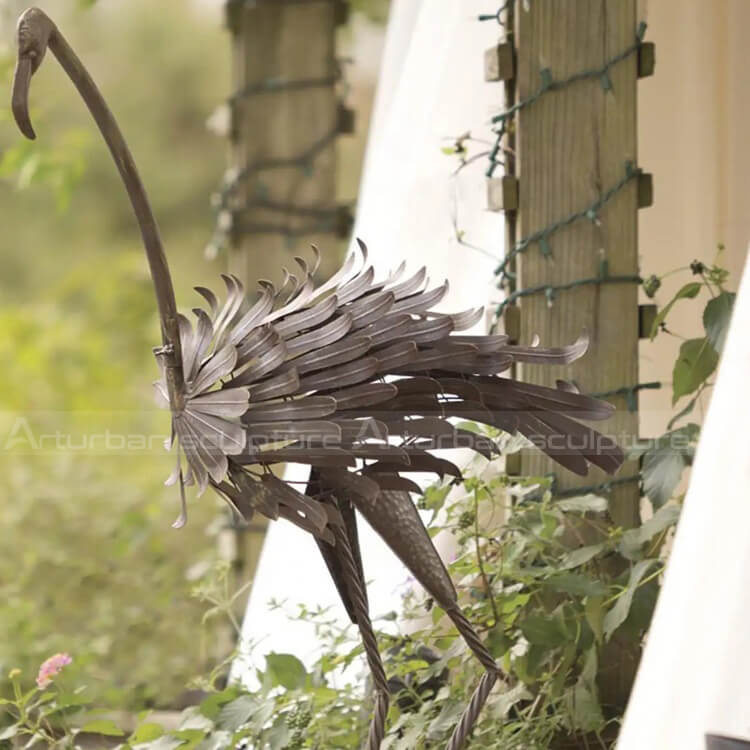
[421,483,450,512]
[603,560,658,640]
[265,652,307,690]
[703,291,735,354]
[130,723,164,743]
[216,695,256,732]
[194,730,233,750]
[559,543,606,571]
[178,707,214,732]
[80,719,125,737]
[567,648,603,731]
[585,596,604,644]
[554,494,608,514]
[0,724,20,741]
[133,737,182,750]
[544,573,607,597]
[430,605,445,626]
[199,687,240,721]
[642,444,686,508]
[619,504,681,559]
[672,337,718,404]
[640,423,699,507]
[486,624,512,657]
[649,282,702,339]
[667,392,699,430]
[520,614,566,647]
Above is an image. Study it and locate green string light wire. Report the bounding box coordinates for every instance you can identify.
[478,3,510,25]
[494,161,642,285]
[480,8,652,502]
[492,21,647,125]
[589,382,662,413]
[230,73,340,101]
[551,473,641,500]
[486,20,648,177]
[494,258,642,319]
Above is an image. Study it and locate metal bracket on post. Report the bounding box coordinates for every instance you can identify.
[487,176,519,213]
[334,0,349,27]
[337,102,355,134]
[637,172,653,208]
[638,304,657,339]
[638,42,656,78]
[225,0,244,34]
[484,42,515,82]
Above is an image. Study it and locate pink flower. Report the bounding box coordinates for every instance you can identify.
[36,653,72,689]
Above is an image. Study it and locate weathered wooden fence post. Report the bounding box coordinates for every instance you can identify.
[488,0,653,717]
[217,0,351,633]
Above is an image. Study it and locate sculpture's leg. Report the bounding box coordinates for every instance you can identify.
[444,604,501,750]
[320,483,501,750]
[330,522,390,750]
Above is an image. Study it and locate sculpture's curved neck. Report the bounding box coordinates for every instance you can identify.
[12,8,185,408]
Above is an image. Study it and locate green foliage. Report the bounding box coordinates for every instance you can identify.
[0,0,230,710]
[640,250,736,507]
[0,257,224,709]
[2,448,678,748]
[672,338,718,404]
[703,291,735,355]
[349,0,390,24]
[647,282,701,340]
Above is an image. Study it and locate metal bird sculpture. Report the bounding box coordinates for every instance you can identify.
[11,8,624,749]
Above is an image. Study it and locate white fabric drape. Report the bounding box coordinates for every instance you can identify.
[618,249,750,749]
[232,0,502,684]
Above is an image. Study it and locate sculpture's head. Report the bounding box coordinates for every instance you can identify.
[12,8,57,140]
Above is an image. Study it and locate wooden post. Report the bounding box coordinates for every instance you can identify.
[508,0,643,713]
[225,0,346,285]
[512,1,640,519]
[221,0,347,629]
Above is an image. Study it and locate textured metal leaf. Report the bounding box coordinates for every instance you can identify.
[291,335,371,374]
[182,408,246,456]
[297,356,378,393]
[285,312,353,358]
[189,344,237,397]
[246,420,342,443]
[347,290,395,329]
[243,395,337,422]
[273,294,338,338]
[188,387,249,418]
[247,368,300,401]
[387,265,427,300]
[391,280,449,315]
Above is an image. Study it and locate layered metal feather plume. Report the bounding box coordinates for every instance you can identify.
[154,239,623,541]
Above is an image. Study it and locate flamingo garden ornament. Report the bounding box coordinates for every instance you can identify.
[11,8,625,749]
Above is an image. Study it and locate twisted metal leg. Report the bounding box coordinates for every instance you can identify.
[445,604,501,750]
[333,524,390,750]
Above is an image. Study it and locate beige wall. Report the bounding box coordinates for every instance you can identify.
[639,0,750,437]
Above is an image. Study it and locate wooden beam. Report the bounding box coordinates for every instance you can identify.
[227,0,342,287]
[515,1,640,523]
[513,0,642,714]
[224,0,345,630]
[487,175,519,212]
[484,41,515,82]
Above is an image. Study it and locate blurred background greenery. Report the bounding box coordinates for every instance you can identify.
[0,0,383,710]
[0,0,235,709]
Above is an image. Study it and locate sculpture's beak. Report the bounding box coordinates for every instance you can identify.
[12,56,35,140]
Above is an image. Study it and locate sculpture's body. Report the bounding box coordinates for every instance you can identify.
[11,9,624,749]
